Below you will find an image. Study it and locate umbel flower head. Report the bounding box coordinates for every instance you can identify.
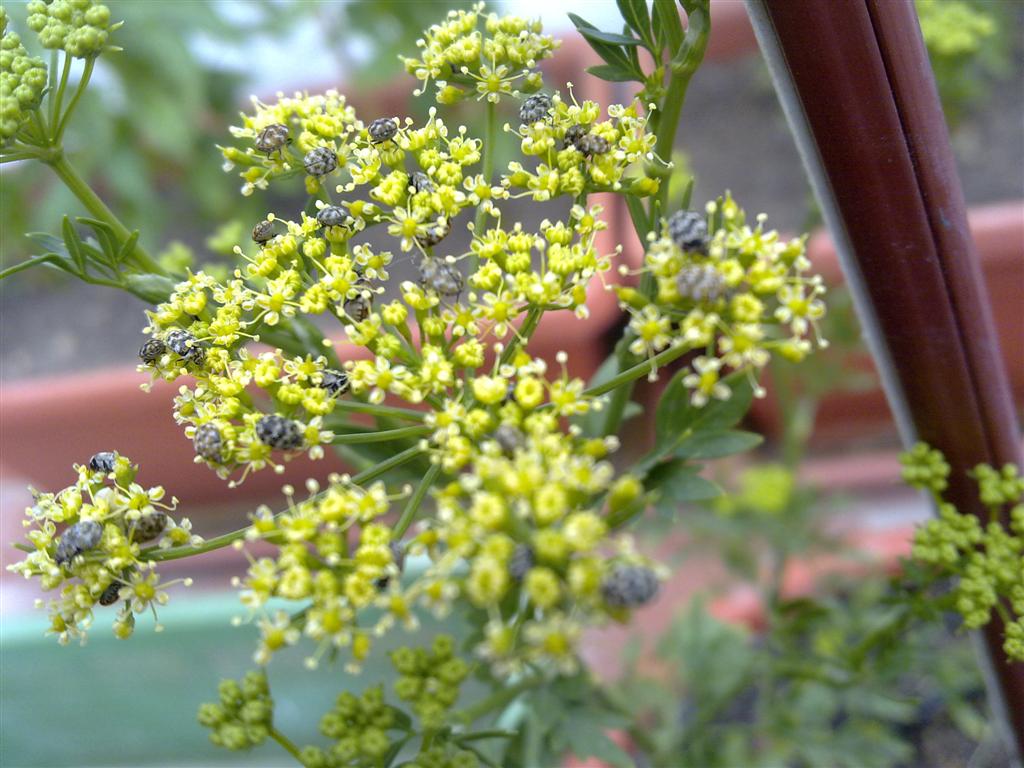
[25,0,118,59]
[7,453,199,644]
[617,192,828,403]
[0,8,48,142]
[401,2,559,104]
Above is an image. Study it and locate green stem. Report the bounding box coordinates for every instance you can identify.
[471,99,498,271]
[331,425,430,445]
[392,462,441,539]
[456,675,545,724]
[268,726,304,765]
[49,53,73,135]
[499,305,542,368]
[55,58,95,144]
[47,152,164,275]
[328,399,426,422]
[585,342,690,400]
[142,446,425,563]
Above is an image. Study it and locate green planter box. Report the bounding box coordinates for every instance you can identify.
[3,591,469,767]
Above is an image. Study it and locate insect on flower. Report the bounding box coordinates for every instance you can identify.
[252,219,276,244]
[303,147,337,177]
[138,338,166,364]
[319,369,350,397]
[666,209,710,254]
[368,117,398,144]
[418,257,463,299]
[131,511,168,543]
[255,414,304,450]
[194,423,224,463]
[601,565,659,609]
[55,519,103,566]
[315,205,347,229]
[88,451,117,473]
[254,123,290,156]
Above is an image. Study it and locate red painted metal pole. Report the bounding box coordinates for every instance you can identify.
[745,0,1023,753]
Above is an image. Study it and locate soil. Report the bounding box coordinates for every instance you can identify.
[2,29,1021,382]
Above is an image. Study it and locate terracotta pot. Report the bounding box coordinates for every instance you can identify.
[750,200,1024,446]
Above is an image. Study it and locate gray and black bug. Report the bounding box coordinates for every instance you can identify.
[319,369,350,397]
[343,281,373,323]
[563,123,589,151]
[254,123,290,156]
[508,544,535,581]
[666,210,710,254]
[676,264,728,303]
[418,257,463,299]
[375,541,406,590]
[409,171,433,195]
[576,132,610,157]
[88,451,117,473]
[303,146,337,177]
[165,329,206,367]
[600,565,659,609]
[492,424,525,455]
[255,414,304,451]
[368,117,398,144]
[316,205,347,229]
[252,219,276,245]
[131,511,168,543]
[138,338,166,365]
[55,519,103,566]
[194,423,224,463]
[519,93,552,125]
[416,219,450,249]
[98,578,124,606]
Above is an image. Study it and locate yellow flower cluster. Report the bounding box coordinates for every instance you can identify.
[618,193,827,405]
[7,453,199,644]
[234,478,418,671]
[220,89,360,196]
[400,2,559,104]
[507,95,660,199]
[417,400,661,675]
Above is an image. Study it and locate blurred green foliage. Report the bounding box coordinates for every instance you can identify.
[0,0,469,280]
[916,0,1015,128]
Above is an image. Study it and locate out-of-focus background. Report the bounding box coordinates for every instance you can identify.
[1,1,1022,766]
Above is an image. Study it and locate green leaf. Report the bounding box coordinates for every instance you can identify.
[652,0,684,53]
[585,63,640,83]
[655,371,755,449]
[61,216,86,274]
[674,429,763,460]
[573,25,644,48]
[562,721,632,768]
[567,13,639,75]
[122,273,176,303]
[616,0,655,49]
[647,460,722,511]
[115,230,141,267]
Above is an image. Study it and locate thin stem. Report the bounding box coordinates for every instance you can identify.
[329,399,427,422]
[50,53,73,134]
[456,675,545,724]
[0,255,58,281]
[350,444,425,485]
[584,342,690,400]
[143,447,426,563]
[55,58,95,144]
[471,99,498,271]
[268,726,304,765]
[331,425,430,445]
[47,152,164,275]
[498,305,542,368]
[392,462,441,539]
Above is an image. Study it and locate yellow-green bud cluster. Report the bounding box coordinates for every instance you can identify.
[407,746,480,768]
[197,671,273,750]
[620,193,827,406]
[26,0,114,58]
[401,2,558,104]
[0,9,48,142]
[900,441,950,493]
[315,685,395,764]
[7,453,199,644]
[390,635,469,729]
[905,444,1024,661]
